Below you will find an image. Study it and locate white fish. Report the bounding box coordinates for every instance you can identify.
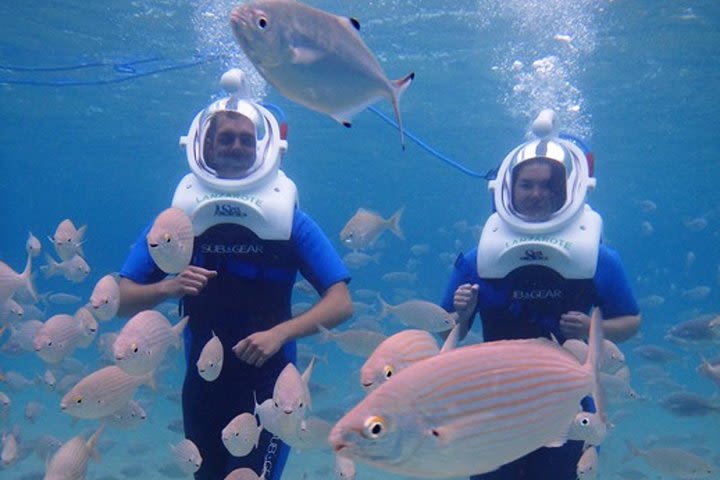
[146,207,194,274]
[318,324,387,357]
[0,298,24,324]
[577,446,598,480]
[0,391,11,420]
[171,438,202,475]
[196,331,224,382]
[335,454,356,479]
[33,314,86,364]
[563,338,626,374]
[230,0,414,147]
[113,311,188,376]
[104,399,147,430]
[1,431,18,466]
[625,440,714,479]
[74,307,98,348]
[41,253,90,283]
[567,411,609,446]
[342,251,381,270]
[328,309,605,478]
[24,400,45,423]
[41,369,57,390]
[44,424,103,480]
[268,358,315,437]
[224,467,265,480]
[26,231,42,257]
[221,412,262,457]
[378,295,456,332]
[0,254,36,304]
[360,329,440,391]
[697,356,720,388]
[340,208,404,250]
[49,219,86,261]
[88,274,120,321]
[60,365,154,419]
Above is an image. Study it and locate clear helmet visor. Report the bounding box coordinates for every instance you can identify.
[197,102,268,180]
[506,140,573,223]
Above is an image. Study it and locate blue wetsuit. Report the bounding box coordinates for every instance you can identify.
[121,210,350,480]
[441,245,638,480]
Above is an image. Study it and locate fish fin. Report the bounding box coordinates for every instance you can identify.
[172,316,190,348]
[21,253,38,301]
[316,324,333,343]
[87,423,105,463]
[440,323,460,353]
[376,293,391,319]
[387,207,405,240]
[290,46,326,64]
[390,72,415,149]
[543,428,569,448]
[349,17,361,31]
[41,253,58,278]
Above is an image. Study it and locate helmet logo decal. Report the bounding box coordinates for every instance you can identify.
[520,249,548,261]
[214,203,248,218]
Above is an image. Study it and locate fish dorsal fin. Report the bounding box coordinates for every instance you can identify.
[290,46,326,65]
[349,17,360,30]
[440,323,460,353]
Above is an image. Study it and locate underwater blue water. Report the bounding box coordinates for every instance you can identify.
[1,0,719,479]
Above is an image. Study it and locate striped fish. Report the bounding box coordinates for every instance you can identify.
[328,309,605,478]
[60,366,153,419]
[44,424,104,479]
[113,312,188,376]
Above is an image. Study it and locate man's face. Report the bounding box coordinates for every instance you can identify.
[512,160,563,221]
[207,113,257,179]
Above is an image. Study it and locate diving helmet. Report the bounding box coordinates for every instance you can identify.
[489,109,596,234]
[180,69,287,193]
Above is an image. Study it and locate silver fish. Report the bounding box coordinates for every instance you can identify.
[60,365,153,419]
[44,424,103,479]
[146,207,194,274]
[196,330,224,382]
[230,0,414,147]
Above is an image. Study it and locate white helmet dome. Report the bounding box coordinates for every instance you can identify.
[180,72,287,193]
[488,111,596,234]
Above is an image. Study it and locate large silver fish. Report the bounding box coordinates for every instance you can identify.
[230,0,414,148]
[328,309,606,478]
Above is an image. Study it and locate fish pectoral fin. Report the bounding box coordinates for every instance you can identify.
[543,428,570,448]
[290,46,326,64]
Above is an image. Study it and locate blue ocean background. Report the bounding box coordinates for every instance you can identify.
[1,0,719,479]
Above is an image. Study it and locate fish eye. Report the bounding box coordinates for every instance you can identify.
[75,397,83,404]
[363,415,386,439]
[132,344,138,353]
[383,365,394,378]
[164,233,172,243]
[257,16,268,29]
[580,417,590,426]
[299,401,304,408]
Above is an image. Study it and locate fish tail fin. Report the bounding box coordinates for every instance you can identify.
[172,316,190,348]
[41,253,58,279]
[387,207,405,240]
[316,324,332,343]
[584,307,609,424]
[87,423,105,463]
[20,253,38,302]
[376,293,391,319]
[622,439,640,462]
[390,72,415,150]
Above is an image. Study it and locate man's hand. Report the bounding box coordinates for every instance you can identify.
[454,283,479,316]
[232,328,286,368]
[164,266,217,298]
[559,310,591,340]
